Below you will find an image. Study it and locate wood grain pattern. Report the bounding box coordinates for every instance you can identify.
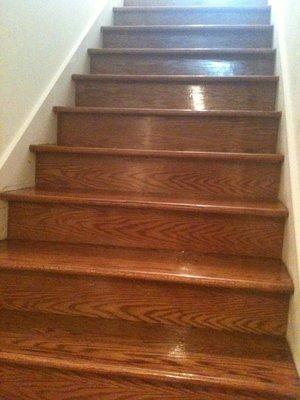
[89,49,276,76]
[32,146,283,200]
[4,363,294,400]
[0,268,290,335]
[73,75,278,111]
[56,107,280,153]
[113,7,271,26]
[0,310,298,399]
[124,0,269,6]
[3,364,291,400]
[1,309,295,362]
[2,188,288,217]
[102,26,273,49]
[6,194,285,258]
[0,240,293,293]
[0,0,298,397]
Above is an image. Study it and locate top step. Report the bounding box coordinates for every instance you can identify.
[114,6,271,26]
[124,0,268,7]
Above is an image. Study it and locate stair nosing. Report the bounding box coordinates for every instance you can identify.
[102,24,273,31]
[30,144,284,163]
[1,2,296,396]
[113,6,271,12]
[0,262,292,293]
[1,189,288,218]
[0,351,297,398]
[0,245,292,294]
[88,47,276,55]
[53,106,281,118]
[72,73,278,82]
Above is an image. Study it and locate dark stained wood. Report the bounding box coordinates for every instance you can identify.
[1,1,298,397]
[0,240,293,293]
[73,75,278,111]
[3,189,286,258]
[124,0,269,6]
[0,267,290,335]
[102,25,273,49]
[55,107,280,153]
[31,145,283,201]
[0,309,294,362]
[30,144,284,161]
[89,48,276,76]
[114,7,271,26]
[4,363,295,400]
[0,311,299,399]
[2,188,288,217]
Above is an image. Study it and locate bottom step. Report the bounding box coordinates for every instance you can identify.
[0,310,299,400]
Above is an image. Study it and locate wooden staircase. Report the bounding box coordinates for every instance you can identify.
[0,0,299,398]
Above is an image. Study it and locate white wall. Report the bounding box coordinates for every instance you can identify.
[270,0,300,374]
[1,0,112,161]
[0,0,122,237]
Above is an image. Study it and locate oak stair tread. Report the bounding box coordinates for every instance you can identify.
[54,106,281,118]
[88,47,276,55]
[72,73,278,82]
[124,0,269,5]
[0,309,299,398]
[30,144,284,163]
[1,188,288,217]
[1,0,298,397]
[0,239,293,293]
[102,24,273,31]
[114,6,271,11]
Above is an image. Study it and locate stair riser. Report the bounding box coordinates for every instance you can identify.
[114,9,270,26]
[90,53,275,76]
[0,363,287,400]
[0,270,289,335]
[57,112,279,153]
[8,202,285,258]
[35,153,282,201]
[124,0,268,6]
[75,80,277,111]
[102,28,273,49]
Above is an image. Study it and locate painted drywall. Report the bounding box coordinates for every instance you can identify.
[0,0,122,237]
[270,0,300,374]
[1,0,108,162]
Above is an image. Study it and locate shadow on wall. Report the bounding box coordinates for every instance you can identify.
[0,0,122,237]
[271,0,300,375]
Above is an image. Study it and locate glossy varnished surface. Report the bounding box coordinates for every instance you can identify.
[32,145,283,200]
[56,107,280,153]
[102,25,273,49]
[0,311,298,399]
[0,240,293,293]
[4,365,292,400]
[0,265,290,335]
[30,145,284,162]
[2,188,288,217]
[3,188,286,258]
[114,7,271,26]
[74,75,278,111]
[89,48,276,76]
[0,0,299,396]
[0,237,291,336]
[124,0,269,6]
[0,0,298,397]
